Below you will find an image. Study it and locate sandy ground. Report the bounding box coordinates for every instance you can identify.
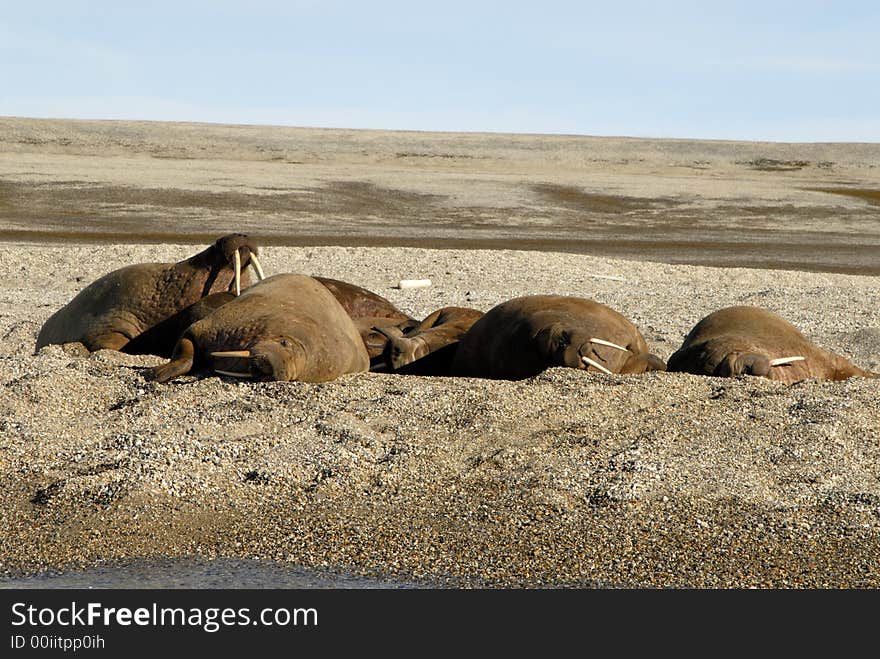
[1,118,879,588]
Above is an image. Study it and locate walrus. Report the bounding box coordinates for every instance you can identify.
[35,234,266,353]
[123,276,415,359]
[450,295,666,380]
[314,277,414,325]
[311,277,418,361]
[667,305,878,383]
[145,273,370,383]
[373,306,485,375]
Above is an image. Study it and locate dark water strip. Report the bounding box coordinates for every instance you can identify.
[2,229,878,276]
[0,557,433,589]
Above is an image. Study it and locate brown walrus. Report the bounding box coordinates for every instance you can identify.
[373,306,484,375]
[450,295,666,380]
[124,276,415,359]
[145,273,369,383]
[35,234,265,353]
[314,277,414,325]
[312,277,418,362]
[667,305,878,383]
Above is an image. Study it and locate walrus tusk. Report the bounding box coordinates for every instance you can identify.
[369,361,388,372]
[214,369,252,378]
[769,356,806,367]
[590,337,629,352]
[210,350,252,357]
[249,253,266,281]
[233,249,242,296]
[581,355,613,375]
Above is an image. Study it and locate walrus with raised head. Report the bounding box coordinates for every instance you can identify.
[450,295,666,380]
[145,273,369,383]
[36,234,266,353]
[373,306,485,375]
[667,305,878,383]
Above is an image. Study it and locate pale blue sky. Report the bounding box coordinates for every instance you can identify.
[2,1,879,142]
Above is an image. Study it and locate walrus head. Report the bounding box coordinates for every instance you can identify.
[210,234,266,296]
[209,336,306,381]
[373,325,430,370]
[535,323,666,375]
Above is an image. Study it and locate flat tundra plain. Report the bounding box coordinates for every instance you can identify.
[0,118,879,587]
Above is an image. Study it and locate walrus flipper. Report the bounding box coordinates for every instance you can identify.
[145,338,196,383]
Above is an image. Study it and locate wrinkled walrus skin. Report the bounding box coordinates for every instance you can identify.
[667,306,878,383]
[374,306,485,376]
[450,295,666,380]
[35,234,262,353]
[122,292,237,358]
[145,274,370,383]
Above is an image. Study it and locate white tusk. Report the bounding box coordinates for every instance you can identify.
[769,356,806,367]
[233,249,242,296]
[590,337,630,352]
[249,253,265,281]
[581,355,613,375]
[369,362,388,372]
[214,369,252,378]
[210,350,252,358]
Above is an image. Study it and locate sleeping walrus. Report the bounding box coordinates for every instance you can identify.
[667,305,878,383]
[125,276,415,359]
[450,295,666,380]
[373,306,484,375]
[311,277,418,362]
[145,273,369,383]
[36,234,265,353]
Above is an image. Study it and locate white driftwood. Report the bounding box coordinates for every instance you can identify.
[396,279,432,290]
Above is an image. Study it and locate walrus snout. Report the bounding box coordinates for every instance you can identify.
[213,234,266,295]
[247,339,304,381]
[572,336,631,374]
[715,352,771,378]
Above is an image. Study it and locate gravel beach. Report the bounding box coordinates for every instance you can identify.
[1,119,879,587]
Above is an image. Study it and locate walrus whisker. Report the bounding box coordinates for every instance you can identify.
[769,356,806,367]
[589,337,629,352]
[249,253,265,281]
[581,356,613,375]
[213,369,252,378]
[210,350,252,357]
[233,249,242,296]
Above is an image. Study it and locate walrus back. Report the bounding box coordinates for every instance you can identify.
[36,263,170,350]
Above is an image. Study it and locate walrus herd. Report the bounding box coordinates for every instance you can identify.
[35,234,878,384]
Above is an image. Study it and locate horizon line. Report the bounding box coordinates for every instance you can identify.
[3,114,878,147]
